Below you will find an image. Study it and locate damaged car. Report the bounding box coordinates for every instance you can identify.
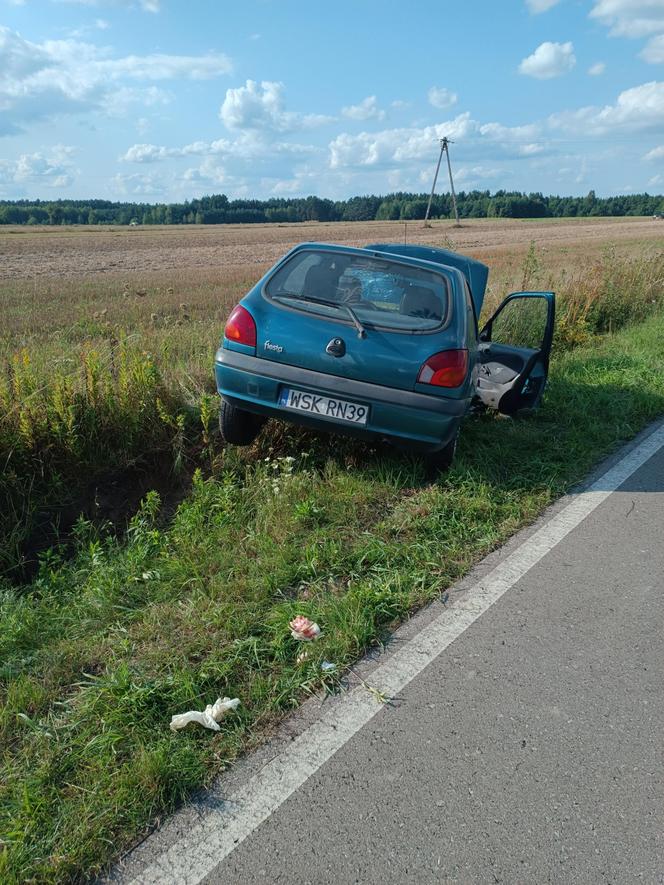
[214,242,555,468]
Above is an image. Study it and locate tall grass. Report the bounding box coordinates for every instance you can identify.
[482,242,664,339]
[0,340,191,579]
[555,245,664,345]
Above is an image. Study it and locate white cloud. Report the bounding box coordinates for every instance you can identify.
[0,26,232,135]
[262,169,331,196]
[121,143,172,162]
[0,145,76,190]
[122,140,225,162]
[341,95,385,121]
[104,85,171,116]
[526,0,561,13]
[642,33,664,62]
[479,121,542,143]
[183,160,227,185]
[427,86,458,109]
[219,80,333,133]
[589,0,664,38]
[60,0,161,11]
[391,99,410,109]
[66,18,111,37]
[549,80,664,134]
[329,113,476,169]
[590,1,664,65]
[648,173,664,185]
[9,0,160,9]
[112,170,166,195]
[644,144,664,160]
[121,132,320,167]
[519,41,576,78]
[182,160,250,195]
[588,61,606,75]
[455,164,501,183]
[105,53,231,81]
[327,112,551,172]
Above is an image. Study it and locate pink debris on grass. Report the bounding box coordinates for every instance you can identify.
[290,615,321,641]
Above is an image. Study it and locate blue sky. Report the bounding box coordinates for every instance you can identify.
[1,0,664,201]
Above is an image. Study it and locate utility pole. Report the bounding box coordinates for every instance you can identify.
[424,137,460,226]
[424,139,444,226]
[444,137,460,225]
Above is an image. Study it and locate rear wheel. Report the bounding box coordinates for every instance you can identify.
[424,432,458,475]
[219,400,265,446]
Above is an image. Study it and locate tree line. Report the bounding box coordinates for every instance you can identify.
[1,190,663,226]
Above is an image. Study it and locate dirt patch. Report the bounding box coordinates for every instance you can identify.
[14,455,193,585]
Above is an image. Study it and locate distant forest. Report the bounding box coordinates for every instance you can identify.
[1,190,663,226]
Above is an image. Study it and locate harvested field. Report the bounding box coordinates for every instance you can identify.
[1,216,661,280]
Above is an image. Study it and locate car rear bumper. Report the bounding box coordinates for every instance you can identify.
[215,348,468,451]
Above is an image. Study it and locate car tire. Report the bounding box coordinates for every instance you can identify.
[425,431,458,475]
[219,400,265,446]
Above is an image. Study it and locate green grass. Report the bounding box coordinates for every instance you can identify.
[2,312,664,882]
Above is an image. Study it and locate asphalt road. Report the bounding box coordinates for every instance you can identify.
[115,423,664,885]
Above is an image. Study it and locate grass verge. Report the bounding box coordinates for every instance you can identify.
[2,311,664,882]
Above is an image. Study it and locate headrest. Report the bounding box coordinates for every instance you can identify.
[400,285,442,320]
[303,263,338,300]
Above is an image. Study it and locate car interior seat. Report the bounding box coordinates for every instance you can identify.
[303,263,340,301]
[400,285,442,320]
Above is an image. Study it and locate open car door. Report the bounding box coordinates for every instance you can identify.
[476,291,555,415]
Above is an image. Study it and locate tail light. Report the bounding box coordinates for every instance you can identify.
[224,305,256,347]
[417,349,468,388]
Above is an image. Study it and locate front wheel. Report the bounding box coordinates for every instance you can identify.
[219,400,265,446]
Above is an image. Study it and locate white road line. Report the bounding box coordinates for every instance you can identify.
[133,423,664,885]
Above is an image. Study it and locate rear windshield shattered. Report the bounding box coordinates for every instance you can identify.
[264,249,450,332]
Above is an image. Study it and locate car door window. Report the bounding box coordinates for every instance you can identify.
[488,296,549,350]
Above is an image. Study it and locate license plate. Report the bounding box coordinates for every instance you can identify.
[279,388,368,425]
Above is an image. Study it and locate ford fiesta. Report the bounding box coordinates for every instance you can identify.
[214,242,555,468]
